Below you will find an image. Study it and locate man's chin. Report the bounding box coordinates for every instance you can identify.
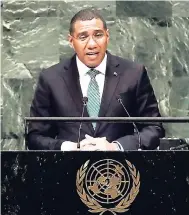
[86,64,97,68]
[86,61,101,68]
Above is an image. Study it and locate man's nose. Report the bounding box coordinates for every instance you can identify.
[87,36,97,48]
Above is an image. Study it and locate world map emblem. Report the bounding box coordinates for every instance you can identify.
[76,159,140,214]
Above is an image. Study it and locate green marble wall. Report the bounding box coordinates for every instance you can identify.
[1,0,189,150]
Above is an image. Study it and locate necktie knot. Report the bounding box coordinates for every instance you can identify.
[87,69,100,79]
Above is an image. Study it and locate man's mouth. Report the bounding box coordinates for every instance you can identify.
[86,52,99,56]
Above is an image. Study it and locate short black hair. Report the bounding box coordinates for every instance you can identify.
[69,8,107,34]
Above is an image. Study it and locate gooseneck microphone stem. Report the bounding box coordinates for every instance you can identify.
[170,143,189,150]
[170,139,189,150]
[117,96,142,150]
[77,97,88,149]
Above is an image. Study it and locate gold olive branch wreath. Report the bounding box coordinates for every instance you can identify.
[76,160,140,215]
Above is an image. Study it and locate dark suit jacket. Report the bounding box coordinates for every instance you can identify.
[27,51,165,150]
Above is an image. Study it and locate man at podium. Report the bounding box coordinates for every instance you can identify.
[27,8,165,151]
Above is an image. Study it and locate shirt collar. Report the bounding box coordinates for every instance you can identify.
[76,53,107,76]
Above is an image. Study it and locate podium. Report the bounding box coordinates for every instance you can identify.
[2,117,189,214]
[1,151,189,215]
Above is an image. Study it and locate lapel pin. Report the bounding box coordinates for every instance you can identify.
[113,72,118,76]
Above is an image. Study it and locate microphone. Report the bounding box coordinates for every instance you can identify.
[170,139,189,150]
[77,97,88,149]
[116,95,142,150]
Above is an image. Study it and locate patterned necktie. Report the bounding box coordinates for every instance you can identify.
[87,69,100,129]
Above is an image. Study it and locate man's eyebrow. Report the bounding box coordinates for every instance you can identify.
[77,29,104,35]
[77,31,88,35]
[94,29,104,33]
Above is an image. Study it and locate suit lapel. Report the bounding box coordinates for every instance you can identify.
[95,52,120,133]
[62,55,83,113]
[61,55,94,133]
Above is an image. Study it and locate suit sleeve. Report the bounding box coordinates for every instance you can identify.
[27,71,64,150]
[116,66,165,150]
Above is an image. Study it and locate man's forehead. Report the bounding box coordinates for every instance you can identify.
[73,18,104,31]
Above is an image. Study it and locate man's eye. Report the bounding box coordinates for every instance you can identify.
[79,35,88,40]
[95,33,103,37]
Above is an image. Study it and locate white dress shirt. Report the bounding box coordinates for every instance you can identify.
[76,54,107,100]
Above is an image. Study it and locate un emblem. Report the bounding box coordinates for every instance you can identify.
[76,159,140,214]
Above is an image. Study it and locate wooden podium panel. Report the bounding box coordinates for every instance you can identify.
[1,151,189,215]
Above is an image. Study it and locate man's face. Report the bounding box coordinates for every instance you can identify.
[68,18,109,68]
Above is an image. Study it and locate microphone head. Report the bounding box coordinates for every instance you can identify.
[83,97,88,103]
[116,95,121,103]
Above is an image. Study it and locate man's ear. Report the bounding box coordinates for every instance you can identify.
[68,34,74,49]
[106,29,110,42]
